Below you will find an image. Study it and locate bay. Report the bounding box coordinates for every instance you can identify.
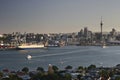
[0,46,120,71]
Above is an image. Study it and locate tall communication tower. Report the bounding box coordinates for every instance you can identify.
[100,17,103,42]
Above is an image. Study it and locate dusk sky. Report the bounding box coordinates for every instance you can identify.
[0,0,120,34]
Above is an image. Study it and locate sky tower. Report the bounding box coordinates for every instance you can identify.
[100,17,103,42]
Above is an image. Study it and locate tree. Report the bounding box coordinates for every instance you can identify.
[37,67,44,73]
[77,74,82,80]
[78,66,84,71]
[9,74,22,80]
[109,70,114,77]
[87,64,96,70]
[115,76,120,80]
[40,73,62,80]
[65,65,72,70]
[64,73,72,80]
[22,67,29,73]
[99,70,109,80]
[52,65,59,72]
[30,72,43,80]
[0,72,3,79]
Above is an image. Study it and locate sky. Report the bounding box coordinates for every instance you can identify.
[0,0,120,34]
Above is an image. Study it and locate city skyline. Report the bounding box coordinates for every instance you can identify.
[0,0,120,34]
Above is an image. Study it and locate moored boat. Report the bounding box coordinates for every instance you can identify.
[16,44,45,50]
[46,44,60,47]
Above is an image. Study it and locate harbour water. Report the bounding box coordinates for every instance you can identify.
[0,46,120,71]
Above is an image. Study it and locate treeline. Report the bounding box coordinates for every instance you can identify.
[1,64,120,80]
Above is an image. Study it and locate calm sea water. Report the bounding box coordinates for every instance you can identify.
[0,46,120,71]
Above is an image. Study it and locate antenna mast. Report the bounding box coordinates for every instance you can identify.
[100,17,103,42]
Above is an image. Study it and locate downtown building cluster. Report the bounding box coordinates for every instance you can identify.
[0,28,120,47]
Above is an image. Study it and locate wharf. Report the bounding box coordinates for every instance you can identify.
[0,46,17,51]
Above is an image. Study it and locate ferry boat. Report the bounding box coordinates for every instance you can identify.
[16,44,45,50]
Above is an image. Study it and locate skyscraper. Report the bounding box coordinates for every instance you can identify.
[84,27,88,39]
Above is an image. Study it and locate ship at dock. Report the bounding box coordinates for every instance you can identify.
[16,43,45,50]
[13,32,46,50]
